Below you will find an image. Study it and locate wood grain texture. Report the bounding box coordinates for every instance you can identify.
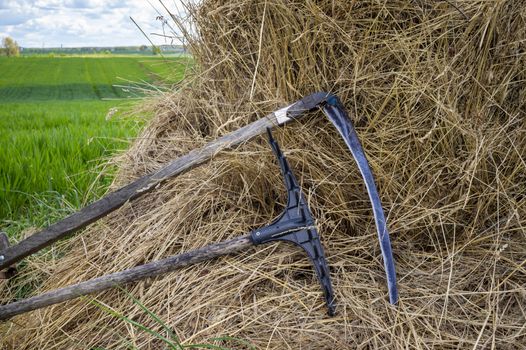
[0,235,253,321]
[0,114,279,270]
[0,232,8,251]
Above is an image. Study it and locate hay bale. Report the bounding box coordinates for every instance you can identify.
[2,0,526,348]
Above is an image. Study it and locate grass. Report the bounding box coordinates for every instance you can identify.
[0,56,186,101]
[0,55,188,232]
[0,100,139,228]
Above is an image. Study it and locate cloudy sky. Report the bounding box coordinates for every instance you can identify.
[0,0,184,48]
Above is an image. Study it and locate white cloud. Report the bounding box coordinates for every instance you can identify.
[0,0,186,47]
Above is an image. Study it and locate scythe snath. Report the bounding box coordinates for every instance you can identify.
[0,92,398,320]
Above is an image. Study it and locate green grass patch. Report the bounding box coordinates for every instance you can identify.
[0,56,189,234]
[0,100,140,227]
[0,56,186,101]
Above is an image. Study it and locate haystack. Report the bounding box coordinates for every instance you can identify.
[2,1,526,348]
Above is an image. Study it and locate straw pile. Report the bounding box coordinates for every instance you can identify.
[2,0,526,348]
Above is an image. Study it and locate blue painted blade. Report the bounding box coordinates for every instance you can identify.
[322,96,398,305]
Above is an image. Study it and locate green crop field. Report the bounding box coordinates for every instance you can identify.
[0,56,185,101]
[0,56,187,234]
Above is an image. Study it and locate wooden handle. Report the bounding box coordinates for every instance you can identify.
[0,235,253,321]
[0,91,329,269]
[0,112,280,270]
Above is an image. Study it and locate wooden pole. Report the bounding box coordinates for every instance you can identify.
[0,91,327,270]
[0,235,252,321]
[0,114,280,270]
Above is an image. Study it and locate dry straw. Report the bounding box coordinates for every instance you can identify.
[2,0,526,348]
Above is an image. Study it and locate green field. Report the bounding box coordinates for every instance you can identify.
[0,56,186,232]
[0,56,184,101]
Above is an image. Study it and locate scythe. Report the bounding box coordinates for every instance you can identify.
[0,92,398,320]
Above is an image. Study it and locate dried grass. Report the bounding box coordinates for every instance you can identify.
[2,0,526,348]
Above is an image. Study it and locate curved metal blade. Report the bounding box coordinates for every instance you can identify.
[321,95,398,305]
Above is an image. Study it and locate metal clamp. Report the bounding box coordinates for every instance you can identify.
[250,129,336,316]
[0,232,17,279]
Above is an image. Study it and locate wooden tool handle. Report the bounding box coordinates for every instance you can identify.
[0,235,252,321]
[0,114,277,270]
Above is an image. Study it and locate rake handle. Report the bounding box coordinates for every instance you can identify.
[0,235,252,321]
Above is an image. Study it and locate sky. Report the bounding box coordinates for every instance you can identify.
[0,0,185,48]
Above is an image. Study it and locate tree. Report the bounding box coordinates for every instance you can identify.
[2,37,20,57]
[152,46,161,55]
